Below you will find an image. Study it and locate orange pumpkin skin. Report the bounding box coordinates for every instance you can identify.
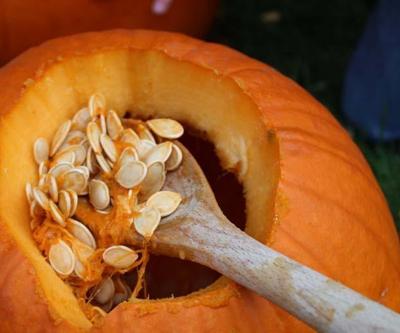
[0,30,399,332]
[0,0,218,65]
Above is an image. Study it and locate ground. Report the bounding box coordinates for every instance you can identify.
[207,0,400,230]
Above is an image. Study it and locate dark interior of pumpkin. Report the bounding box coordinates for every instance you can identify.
[120,120,246,299]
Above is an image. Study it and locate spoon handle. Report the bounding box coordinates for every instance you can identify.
[163,218,400,333]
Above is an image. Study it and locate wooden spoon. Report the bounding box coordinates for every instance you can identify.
[129,143,400,333]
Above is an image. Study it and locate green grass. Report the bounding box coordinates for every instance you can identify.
[208,0,400,230]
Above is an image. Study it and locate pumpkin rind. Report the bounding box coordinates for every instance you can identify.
[0,30,398,332]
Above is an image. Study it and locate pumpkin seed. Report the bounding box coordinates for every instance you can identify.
[137,125,156,144]
[107,110,123,140]
[49,162,73,179]
[46,174,59,203]
[95,153,112,174]
[67,218,96,249]
[118,147,138,166]
[89,93,106,118]
[48,240,75,276]
[58,190,71,218]
[102,245,138,270]
[100,114,107,134]
[146,191,182,217]
[120,128,140,146]
[146,118,184,139]
[53,150,76,165]
[87,121,102,154]
[140,161,165,200]
[114,161,147,189]
[133,206,161,239]
[68,190,78,216]
[33,138,49,164]
[86,147,99,174]
[100,134,117,162]
[33,187,50,211]
[72,107,91,131]
[49,200,66,226]
[136,139,156,160]
[38,161,48,176]
[113,276,131,305]
[94,277,115,305]
[89,179,110,210]
[58,144,86,166]
[61,169,87,194]
[77,165,90,179]
[50,120,72,156]
[25,182,34,203]
[144,141,173,165]
[165,143,183,171]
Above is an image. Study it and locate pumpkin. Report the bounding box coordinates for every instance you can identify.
[0,30,399,332]
[0,0,218,65]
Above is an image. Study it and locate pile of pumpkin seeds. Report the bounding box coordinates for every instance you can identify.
[26,93,183,313]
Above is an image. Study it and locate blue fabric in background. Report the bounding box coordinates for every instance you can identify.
[343,0,400,140]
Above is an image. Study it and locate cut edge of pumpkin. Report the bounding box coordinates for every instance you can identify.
[0,48,280,328]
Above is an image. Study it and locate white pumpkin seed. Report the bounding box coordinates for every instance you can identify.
[61,169,87,194]
[33,187,50,210]
[146,118,184,139]
[113,276,131,305]
[67,218,96,249]
[107,110,123,140]
[58,190,71,218]
[146,191,182,217]
[67,190,78,216]
[120,128,140,146]
[49,162,73,179]
[86,147,99,174]
[87,121,102,154]
[165,143,183,171]
[38,161,48,176]
[95,153,112,174]
[137,125,156,144]
[100,114,107,134]
[94,277,115,304]
[46,174,59,203]
[102,245,138,269]
[100,134,117,162]
[49,240,75,276]
[58,144,86,166]
[118,147,138,166]
[77,165,90,179]
[89,93,106,118]
[136,139,156,160]
[144,141,173,165]
[133,206,161,239]
[49,200,66,226]
[50,120,72,156]
[53,150,76,165]
[89,179,110,210]
[140,161,165,200]
[114,161,147,189]
[33,138,49,164]
[72,107,91,131]
[25,182,34,203]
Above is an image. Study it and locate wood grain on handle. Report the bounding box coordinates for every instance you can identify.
[150,210,400,333]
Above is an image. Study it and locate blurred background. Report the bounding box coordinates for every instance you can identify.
[1,0,398,230]
[207,0,400,231]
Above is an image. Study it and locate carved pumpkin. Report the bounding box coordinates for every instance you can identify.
[0,0,218,65]
[0,30,398,332]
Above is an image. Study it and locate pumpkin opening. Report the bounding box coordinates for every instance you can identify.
[0,49,279,328]
[142,129,246,299]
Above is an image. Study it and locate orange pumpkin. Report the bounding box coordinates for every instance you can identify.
[0,0,218,65]
[0,30,398,332]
